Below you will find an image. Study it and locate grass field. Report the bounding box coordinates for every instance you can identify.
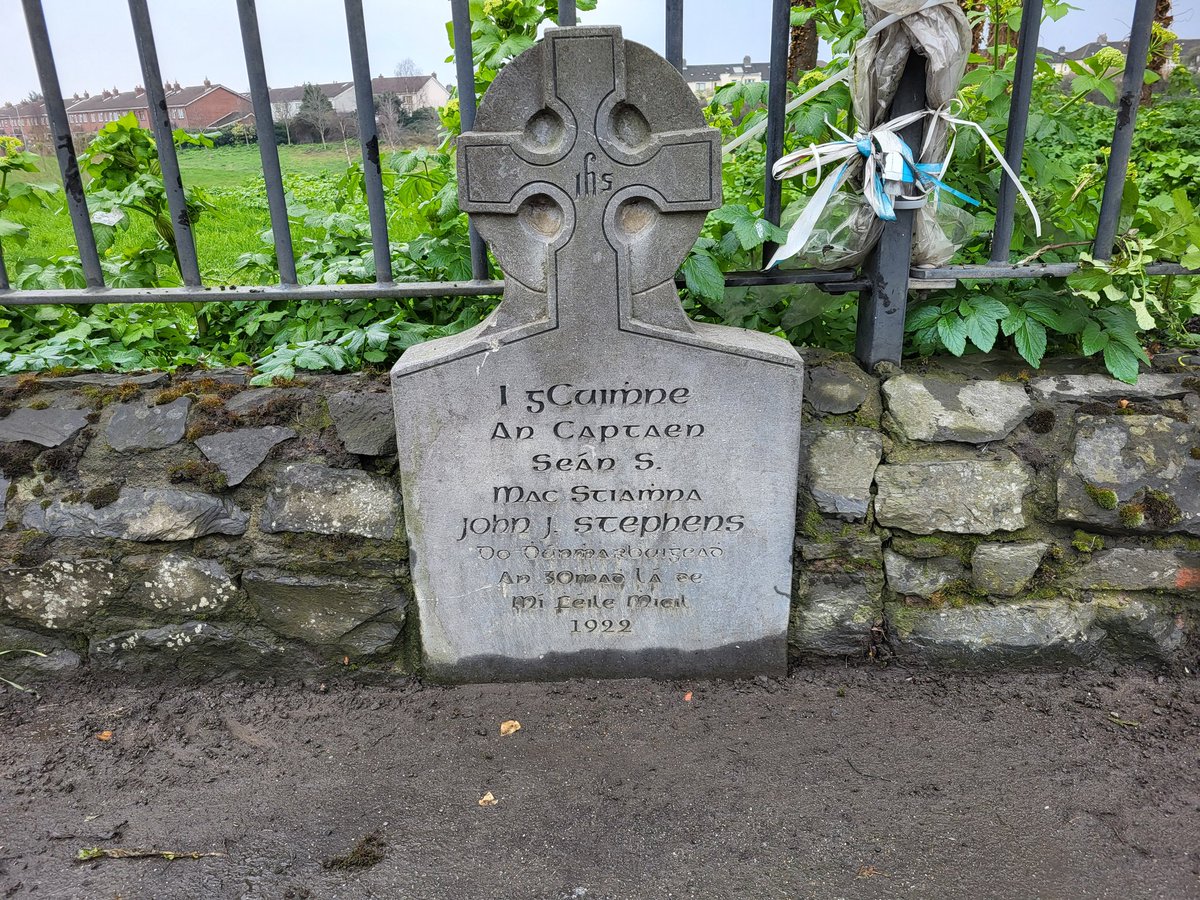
[6,142,411,284]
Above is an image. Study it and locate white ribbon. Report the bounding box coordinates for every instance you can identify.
[765,105,1042,269]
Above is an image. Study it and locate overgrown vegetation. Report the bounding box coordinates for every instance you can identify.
[0,0,1197,383]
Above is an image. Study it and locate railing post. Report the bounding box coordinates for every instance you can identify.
[855,53,926,371]
[20,0,105,288]
[665,0,684,71]
[128,0,203,287]
[1094,0,1157,260]
[558,0,577,26]
[451,0,489,280]
[989,0,1042,264]
[761,0,791,265]
[344,0,393,283]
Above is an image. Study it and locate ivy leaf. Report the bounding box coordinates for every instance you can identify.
[1013,319,1047,368]
[937,315,968,356]
[964,311,999,353]
[1081,321,1109,356]
[679,251,725,302]
[1102,341,1142,384]
[906,304,942,331]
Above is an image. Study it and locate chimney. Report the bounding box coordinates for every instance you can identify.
[135,85,144,96]
[1098,33,1108,44]
[112,85,118,95]
[203,77,211,87]
[173,81,181,90]
[743,55,751,65]
[72,92,80,100]
[83,90,90,99]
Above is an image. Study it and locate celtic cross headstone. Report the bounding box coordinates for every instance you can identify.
[392,25,804,681]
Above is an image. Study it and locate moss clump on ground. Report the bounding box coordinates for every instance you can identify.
[1085,483,1119,510]
[83,483,121,509]
[168,459,228,492]
[1026,408,1056,434]
[0,441,41,478]
[1143,489,1183,529]
[322,830,385,870]
[1071,530,1104,553]
[1118,502,1146,528]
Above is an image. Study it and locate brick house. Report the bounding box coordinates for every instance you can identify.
[63,80,251,136]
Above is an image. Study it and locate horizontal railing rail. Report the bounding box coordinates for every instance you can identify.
[0,0,1194,371]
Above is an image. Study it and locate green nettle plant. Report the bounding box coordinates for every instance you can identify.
[0,0,1198,384]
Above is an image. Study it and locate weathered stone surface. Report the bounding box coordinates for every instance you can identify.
[25,488,248,541]
[41,372,168,390]
[185,368,249,386]
[884,550,966,598]
[224,387,305,418]
[243,569,405,656]
[106,398,189,450]
[875,453,1030,534]
[807,427,881,520]
[1031,373,1194,403]
[1057,414,1200,535]
[971,541,1049,597]
[806,364,870,414]
[195,426,296,486]
[0,625,82,678]
[883,375,1032,444]
[129,553,239,615]
[0,475,9,521]
[791,576,881,656]
[328,391,395,455]
[1,559,117,629]
[887,599,1104,665]
[1069,548,1200,592]
[90,623,299,677]
[393,27,802,682]
[0,407,89,447]
[1091,593,1188,660]
[261,464,400,539]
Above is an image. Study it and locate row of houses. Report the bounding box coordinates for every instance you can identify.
[0,73,449,147]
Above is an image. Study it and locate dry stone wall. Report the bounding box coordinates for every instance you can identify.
[0,354,1196,684]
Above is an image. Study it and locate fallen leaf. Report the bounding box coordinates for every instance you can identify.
[1118,398,1131,409]
[499,720,521,736]
[96,731,113,742]
[683,691,693,702]
[856,864,886,878]
[342,656,350,665]
[77,846,224,862]
[478,792,498,807]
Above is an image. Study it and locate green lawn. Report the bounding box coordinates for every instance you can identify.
[4,143,399,284]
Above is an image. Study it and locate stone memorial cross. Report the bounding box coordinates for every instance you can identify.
[392,26,804,681]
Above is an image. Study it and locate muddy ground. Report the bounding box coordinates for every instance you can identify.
[1,664,1198,900]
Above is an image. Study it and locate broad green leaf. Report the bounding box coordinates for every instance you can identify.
[1102,341,1142,384]
[937,315,968,356]
[1013,320,1047,368]
[1081,321,1108,356]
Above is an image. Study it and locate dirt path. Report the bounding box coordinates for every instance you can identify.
[1,665,1198,900]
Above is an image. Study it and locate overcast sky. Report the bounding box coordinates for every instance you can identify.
[1,0,1196,101]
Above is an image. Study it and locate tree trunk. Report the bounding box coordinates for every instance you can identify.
[1143,0,1173,104]
[957,0,988,61]
[787,0,818,82]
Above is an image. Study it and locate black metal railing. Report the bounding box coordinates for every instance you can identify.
[0,0,1189,370]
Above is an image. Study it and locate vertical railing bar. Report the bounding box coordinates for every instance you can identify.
[988,0,1042,264]
[128,0,202,286]
[234,0,298,285]
[20,0,105,288]
[856,54,926,370]
[558,0,577,26]
[761,0,791,264]
[665,0,684,71]
[451,0,489,280]
[344,0,393,283]
[0,241,9,290]
[1094,0,1157,260]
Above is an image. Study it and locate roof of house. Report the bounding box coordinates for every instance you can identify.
[1041,36,1200,64]
[207,109,254,128]
[65,82,241,114]
[267,81,353,104]
[370,75,441,95]
[681,58,771,83]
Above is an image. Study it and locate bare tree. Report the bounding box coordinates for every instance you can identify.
[271,100,294,144]
[394,57,419,77]
[787,0,818,82]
